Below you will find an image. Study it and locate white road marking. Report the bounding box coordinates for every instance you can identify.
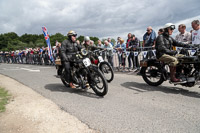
[20,68,40,72]
[0,68,21,71]
[37,67,52,69]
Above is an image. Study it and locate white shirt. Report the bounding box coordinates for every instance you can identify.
[192,29,200,44]
[175,31,191,44]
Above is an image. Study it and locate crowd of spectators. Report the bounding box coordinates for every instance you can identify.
[0,19,200,73]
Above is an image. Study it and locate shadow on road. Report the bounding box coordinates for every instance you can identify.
[121,81,200,98]
[44,83,102,99]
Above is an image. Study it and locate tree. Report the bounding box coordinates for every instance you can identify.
[49,33,65,46]
[0,32,101,51]
[90,37,99,45]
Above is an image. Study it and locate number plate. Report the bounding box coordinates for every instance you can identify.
[98,56,104,62]
[99,52,102,56]
[83,58,91,67]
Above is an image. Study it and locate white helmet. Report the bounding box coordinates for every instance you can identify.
[84,36,90,41]
[163,23,175,30]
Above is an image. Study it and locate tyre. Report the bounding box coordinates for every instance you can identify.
[141,65,164,86]
[89,68,108,96]
[60,68,70,87]
[99,62,114,83]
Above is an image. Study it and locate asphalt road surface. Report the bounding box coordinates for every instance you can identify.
[1,63,200,133]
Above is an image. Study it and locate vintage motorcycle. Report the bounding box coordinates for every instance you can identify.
[90,49,114,83]
[55,49,108,97]
[140,47,200,87]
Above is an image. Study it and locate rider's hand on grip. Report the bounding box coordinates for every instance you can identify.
[168,50,177,55]
[187,44,200,48]
[184,44,191,48]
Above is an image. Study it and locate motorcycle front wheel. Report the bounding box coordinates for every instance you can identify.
[99,62,114,83]
[141,65,164,86]
[89,68,108,96]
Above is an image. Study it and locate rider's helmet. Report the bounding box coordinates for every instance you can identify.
[67,30,77,37]
[163,23,175,35]
[84,36,90,42]
[163,23,176,30]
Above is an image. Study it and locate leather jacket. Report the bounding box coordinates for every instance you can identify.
[60,39,82,62]
[155,32,188,59]
[82,43,103,52]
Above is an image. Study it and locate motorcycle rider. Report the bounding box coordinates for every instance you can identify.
[82,36,104,63]
[82,36,103,51]
[155,23,190,82]
[60,30,82,88]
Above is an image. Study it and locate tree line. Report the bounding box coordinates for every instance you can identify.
[0,32,100,51]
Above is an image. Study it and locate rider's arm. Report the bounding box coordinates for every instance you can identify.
[171,37,189,48]
[60,40,69,62]
[156,35,177,55]
[77,43,82,51]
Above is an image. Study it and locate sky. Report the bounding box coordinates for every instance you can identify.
[0,0,199,40]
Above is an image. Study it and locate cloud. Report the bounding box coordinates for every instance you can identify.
[0,0,199,41]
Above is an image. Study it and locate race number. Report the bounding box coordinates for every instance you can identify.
[98,56,104,62]
[83,58,91,67]
[99,51,102,56]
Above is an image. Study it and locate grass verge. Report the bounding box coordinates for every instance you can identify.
[0,87,10,112]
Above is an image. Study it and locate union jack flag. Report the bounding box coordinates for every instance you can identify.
[42,26,54,62]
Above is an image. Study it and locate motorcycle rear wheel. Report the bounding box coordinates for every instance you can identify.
[141,65,164,86]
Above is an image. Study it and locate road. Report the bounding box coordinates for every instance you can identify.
[0,63,200,133]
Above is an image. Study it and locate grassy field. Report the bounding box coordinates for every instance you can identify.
[0,87,10,112]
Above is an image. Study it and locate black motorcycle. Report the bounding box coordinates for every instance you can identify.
[91,49,114,83]
[140,47,200,87]
[56,49,108,97]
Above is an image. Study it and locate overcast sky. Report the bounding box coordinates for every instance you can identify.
[0,0,199,40]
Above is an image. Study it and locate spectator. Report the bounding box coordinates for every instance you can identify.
[143,26,157,59]
[126,33,132,48]
[97,40,104,49]
[128,34,140,71]
[90,40,94,46]
[97,40,105,59]
[0,51,2,63]
[52,46,57,61]
[191,20,200,44]
[115,38,126,71]
[116,37,121,46]
[108,38,114,46]
[158,28,164,35]
[175,24,191,44]
[104,40,114,67]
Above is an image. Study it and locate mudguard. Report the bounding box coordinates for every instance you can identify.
[140,58,160,68]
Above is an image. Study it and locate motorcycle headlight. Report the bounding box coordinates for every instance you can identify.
[81,49,88,56]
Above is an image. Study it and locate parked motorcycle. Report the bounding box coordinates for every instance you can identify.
[90,49,114,83]
[55,49,108,97]
[140,47,200,87]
